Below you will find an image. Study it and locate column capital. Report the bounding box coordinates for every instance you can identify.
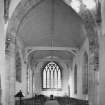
[5,32,16,56]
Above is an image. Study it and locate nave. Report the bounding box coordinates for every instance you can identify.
[15,95,88,105]
[1,0,105,105]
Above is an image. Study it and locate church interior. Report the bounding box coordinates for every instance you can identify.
[0,0,105,105]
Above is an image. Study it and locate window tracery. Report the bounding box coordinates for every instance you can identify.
[42,61,61,90]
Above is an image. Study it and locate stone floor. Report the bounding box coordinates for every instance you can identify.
[44,100,60,105]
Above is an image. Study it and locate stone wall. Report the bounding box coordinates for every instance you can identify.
[69,38,89,100]
[15,38,27,97]
[19,60,72,97]
[33,61,70,97]
[0,1,6,105]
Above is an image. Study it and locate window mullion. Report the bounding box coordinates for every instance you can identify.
[42,62,61,90]
[53,69,54,88]
[50,70,51,88]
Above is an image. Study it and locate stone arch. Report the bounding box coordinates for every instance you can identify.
[42,61,62,89]
[5,0,99,105]
[5,0,99,70]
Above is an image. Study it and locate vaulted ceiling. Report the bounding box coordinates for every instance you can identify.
[17,0,86,48]
[14,0,89,64]
[28,50,74,66]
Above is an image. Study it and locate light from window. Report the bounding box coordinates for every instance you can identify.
[71,0,81,13]
[82,0,96,10]
[43,62,61,89]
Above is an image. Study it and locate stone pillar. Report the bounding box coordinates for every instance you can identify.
[98,1,105,105]
[88,54,95,105]
[0,1,7,105]
[101,0,105,35]
[5,54,10,105]
[9,40,16,105]
[88,36,99,105]
[5,33,16,105]
[99,34,105,105]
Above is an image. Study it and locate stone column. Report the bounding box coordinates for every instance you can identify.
[5,53,10,105]
[101,0,105,35]
[97,1,105,105]
[88,40,100,105]
[5,33,16,105]
[88,53,95,105]
[88,37,99,105]
[0,1,7,105]
[98,34,105,105]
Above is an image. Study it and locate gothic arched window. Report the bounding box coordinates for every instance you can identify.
[42,61,62,89]
[82,52,88,94]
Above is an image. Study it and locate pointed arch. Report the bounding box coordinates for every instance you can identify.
[42,61,62,90]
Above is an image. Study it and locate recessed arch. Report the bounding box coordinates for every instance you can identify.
[41,61,62,90]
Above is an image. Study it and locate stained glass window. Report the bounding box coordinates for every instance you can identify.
[42,61,61,89]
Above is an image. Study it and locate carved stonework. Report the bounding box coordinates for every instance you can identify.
[65,0,100,71]
[5,36,11,54]
[79,6,99,71]
[5,33,16,55]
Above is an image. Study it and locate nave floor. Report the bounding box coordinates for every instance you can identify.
[15,95,89,105]
[44,100,59,105]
